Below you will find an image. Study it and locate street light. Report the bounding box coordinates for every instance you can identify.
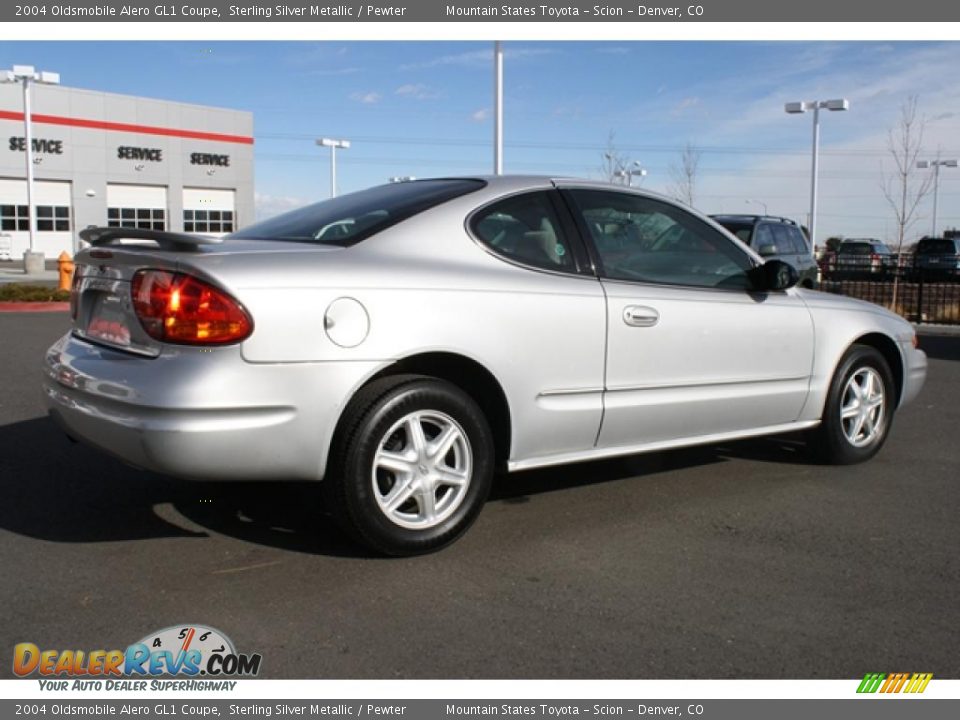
[612,160,648,187]
[1,64,60,272]
[917,159,958,237]
[785,98,849,255]
[493,41,503,175]
[316,137,350,198]
[745,198,769,215]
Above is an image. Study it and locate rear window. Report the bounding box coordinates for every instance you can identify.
[230,179,486,246]
[916,238,958,254]
[839,242,874,255]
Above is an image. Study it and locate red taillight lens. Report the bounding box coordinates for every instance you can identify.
[131,270,252,345]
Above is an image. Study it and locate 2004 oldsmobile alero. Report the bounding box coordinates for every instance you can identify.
[43,177,927,555]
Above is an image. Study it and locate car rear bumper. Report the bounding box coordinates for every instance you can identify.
[43,332,382,482]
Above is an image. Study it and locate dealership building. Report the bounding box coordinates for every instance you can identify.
[0,81,254,259]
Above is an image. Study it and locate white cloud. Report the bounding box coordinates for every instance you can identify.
[471,108,490,122]
[254,193,310,221]
[305,67,361,77]
[596,46,630,55]
[400,47,555,71]
[349,91,381,104]
[395,83,439,100]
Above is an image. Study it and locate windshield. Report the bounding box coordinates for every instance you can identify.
[230,179,486,246]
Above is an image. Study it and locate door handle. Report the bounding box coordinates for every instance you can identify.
[623,305,659,327]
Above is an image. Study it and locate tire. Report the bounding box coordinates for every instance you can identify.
[325,374,494,556]
[809,344,896,465]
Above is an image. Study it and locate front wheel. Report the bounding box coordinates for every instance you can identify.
[809,345,896,464]
[325,375,494,556]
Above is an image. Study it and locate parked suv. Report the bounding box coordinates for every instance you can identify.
[710,215,818,288]
[834,239,897,279]
[913,236,960,280]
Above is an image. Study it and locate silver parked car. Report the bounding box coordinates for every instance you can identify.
[44,177,927,555]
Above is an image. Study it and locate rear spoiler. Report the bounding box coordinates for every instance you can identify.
[79,227,224,251]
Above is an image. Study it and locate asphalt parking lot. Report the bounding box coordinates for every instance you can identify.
[1,312,958,679]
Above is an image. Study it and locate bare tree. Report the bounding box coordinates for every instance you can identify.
[668,142,701,206]
[598,131,632,184]
[882,96,935,254]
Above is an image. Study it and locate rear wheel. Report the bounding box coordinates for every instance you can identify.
[810,345,896,464]
[325,375,494,556]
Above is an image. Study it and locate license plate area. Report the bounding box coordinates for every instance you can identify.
[86,291,132,347]
[74,276,161,357]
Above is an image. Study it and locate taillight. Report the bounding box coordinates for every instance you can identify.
[131,270,252,345]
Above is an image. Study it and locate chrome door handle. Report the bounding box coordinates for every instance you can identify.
[623,305,659,327]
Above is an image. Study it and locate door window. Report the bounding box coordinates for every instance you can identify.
[567,190,753,289]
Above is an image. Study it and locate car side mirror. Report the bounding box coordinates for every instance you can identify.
[749,259,799,292]
[757,243,778,257]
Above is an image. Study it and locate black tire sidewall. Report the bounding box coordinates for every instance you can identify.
[340,380,494,555]
[818,345,896,464]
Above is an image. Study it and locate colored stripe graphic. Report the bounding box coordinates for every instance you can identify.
[858,672,932,694]
[0,110,254,145]
[857,673,885,693]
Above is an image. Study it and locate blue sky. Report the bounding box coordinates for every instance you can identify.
[3,41,960,243]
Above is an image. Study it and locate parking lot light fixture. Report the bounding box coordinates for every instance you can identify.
[917,159,958,237]
[785,98,849,256]
[1,65,61,269]
[316,137,350,198]
[614,162,648,188]
[746,198,769,215]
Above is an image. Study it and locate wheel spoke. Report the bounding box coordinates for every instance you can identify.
[384,478,416,512]
[405,415,428,457]
[429,424,461,463]
[841,401,861,419]
[417,487,437,521]
[375,449,416,475]
[435,466,469,487]
[850,413,866,442]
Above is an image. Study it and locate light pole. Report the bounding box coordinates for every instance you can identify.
[611,160,647,187]
[2,64,60,272]
[917,159,958,237]
[745,198,769,215]
[316,137,350,198]
[493,41,503,175]
[785,98,849,255]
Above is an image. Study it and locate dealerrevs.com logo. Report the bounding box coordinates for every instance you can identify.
[13,625,262,689]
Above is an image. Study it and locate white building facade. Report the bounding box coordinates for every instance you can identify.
[0,82,253,259]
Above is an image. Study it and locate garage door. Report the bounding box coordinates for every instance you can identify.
[0,178,73,257]
[106,184,168,231]
[183,188,235,236]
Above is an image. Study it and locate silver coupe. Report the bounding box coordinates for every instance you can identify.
[43,176,928,555]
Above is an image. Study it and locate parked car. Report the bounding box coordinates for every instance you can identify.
[44,177,927,555]
[913,236,960,280]
[709,214,819,288]
[834,239,897,279]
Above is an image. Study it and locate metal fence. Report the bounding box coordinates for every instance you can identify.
[818,256,960,326]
